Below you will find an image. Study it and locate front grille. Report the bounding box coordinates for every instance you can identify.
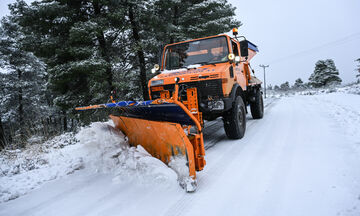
[186,79,223,99]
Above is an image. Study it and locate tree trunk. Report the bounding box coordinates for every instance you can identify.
[17,69,25,142]
[0,117,6,149]
[63,111,67,132]
[128,5,149,100]
[92,1,113,93]
[169,5,179,44]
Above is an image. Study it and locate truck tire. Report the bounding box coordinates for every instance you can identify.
[250,89,264,119]
[223,96,246,139]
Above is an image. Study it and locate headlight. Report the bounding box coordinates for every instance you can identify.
[151,64,160,74]
[208,100,224,110]
[228,53,235,60]
[150,79,164,86]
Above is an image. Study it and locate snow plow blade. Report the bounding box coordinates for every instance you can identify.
[75,87,206,190]
[110,114,197,177]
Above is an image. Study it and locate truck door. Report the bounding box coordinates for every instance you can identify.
[232,40,247,90]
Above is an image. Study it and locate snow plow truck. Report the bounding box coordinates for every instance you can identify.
[76,28,264,191]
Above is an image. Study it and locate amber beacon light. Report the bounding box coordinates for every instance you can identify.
[232,28,238,36]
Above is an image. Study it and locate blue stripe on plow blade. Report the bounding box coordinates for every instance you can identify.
[78,100,196,126]
[116,103,195,126]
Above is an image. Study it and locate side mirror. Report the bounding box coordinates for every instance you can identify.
[239,40,248,57]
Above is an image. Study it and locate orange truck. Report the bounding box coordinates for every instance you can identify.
[76,28,263,191]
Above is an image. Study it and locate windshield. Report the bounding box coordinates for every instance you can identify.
[164,36,229,70]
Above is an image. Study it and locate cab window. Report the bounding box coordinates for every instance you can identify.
[164,36,229,70]
[232,40,239,56]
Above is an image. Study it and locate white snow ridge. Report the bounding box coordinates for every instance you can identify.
[0,121,179,203]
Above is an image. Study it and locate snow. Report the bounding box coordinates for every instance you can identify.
[186,64,202,69]
[169,156,196,192]
[159,64,203,74]
[310,93,360,145]
[161,68,187,74]
[337,83,360,95]
[160,64,202,74]
[1,86,360,216]
[0,121,178,204]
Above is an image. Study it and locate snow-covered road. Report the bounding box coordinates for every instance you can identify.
[1,93,360,216]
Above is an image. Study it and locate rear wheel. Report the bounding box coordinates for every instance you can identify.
[223,96,246,139]
[250,89,264,119]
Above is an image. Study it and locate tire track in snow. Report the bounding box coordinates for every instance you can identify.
[204,98,278,150]
[15,172,107,216]
[163,98,279,216]
[234,98,298,216]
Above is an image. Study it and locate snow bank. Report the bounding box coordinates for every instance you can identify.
[297,83,360,96]
[336,82,360,95]
[311,93,360,145]
[267,83,360,98]
[0,121,178,203]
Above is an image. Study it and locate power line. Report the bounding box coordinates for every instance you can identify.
[266,32,360,65]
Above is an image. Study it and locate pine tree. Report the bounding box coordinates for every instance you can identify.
[10,0,131,125]
[124,0,153,100]
[309,59,342,87]
[293,78,304,89]
[152,0,241,44]
[0,14,47,145]
[8,0,242,126]
[280,81,290,91]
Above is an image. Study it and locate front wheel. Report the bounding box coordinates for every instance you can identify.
[250,89,264,119]
[223,96,246,139]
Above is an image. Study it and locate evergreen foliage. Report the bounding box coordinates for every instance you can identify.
[280,81,290,91]
[9,0,129,122]
[0,14,47,145]
[152,0,241,44]
[309,59,342,87]
[0,0,241,148]
[10,0,240,110]
[293,78,305,89]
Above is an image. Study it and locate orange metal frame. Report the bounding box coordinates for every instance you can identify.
[153,84,206,172]
[110,83,206,181]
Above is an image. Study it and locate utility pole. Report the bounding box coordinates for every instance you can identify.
[259,64,269,98]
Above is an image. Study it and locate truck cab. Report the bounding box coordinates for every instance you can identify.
[149,32,263,139]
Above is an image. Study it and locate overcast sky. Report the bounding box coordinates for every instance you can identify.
[228,0,360,85]
[1,0,360,85]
